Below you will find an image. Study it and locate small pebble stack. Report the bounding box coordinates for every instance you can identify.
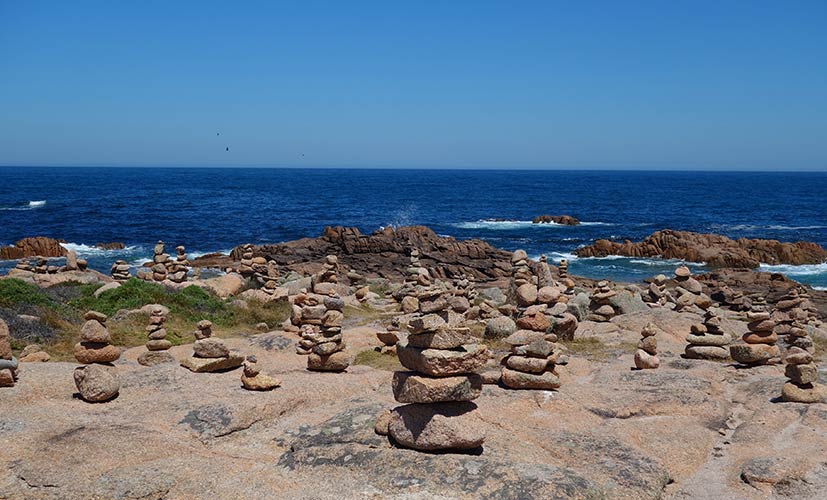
[137,307,175,366]
[241,355,281,391]
[111,260,131,282]
[634,322,660,369]
[781,347,827,403]
[646,274,669,307]
[501,328,565,389]
[180,320,243,372]
[306,291,349,371]
[588,281,617,322]
[238,244,255,278]
[166,245,189,283]
[673,266,712,312]
[685,310,731,360]
[730,297,781,366]
[73,311,120,402]
[150,241,169,281]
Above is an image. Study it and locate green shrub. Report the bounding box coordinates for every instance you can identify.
[0,279,54,308]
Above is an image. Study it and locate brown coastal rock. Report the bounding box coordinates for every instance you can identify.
[0,237,67,260]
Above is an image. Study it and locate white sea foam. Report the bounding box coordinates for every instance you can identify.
[28,200,46,207]
[188,249,232,259]
[758,262,827,277]
[813,286,827,291]
[451,219,612,230]
[712,224,827,232]
[60,242,140,256]
[0,200,47,211]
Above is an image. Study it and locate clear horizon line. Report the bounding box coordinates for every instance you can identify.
[2,164,827,173]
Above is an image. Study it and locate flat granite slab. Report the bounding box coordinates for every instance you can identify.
[180,352,244,372]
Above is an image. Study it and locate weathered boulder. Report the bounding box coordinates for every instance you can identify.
[388,402,485,451]
[73,364,119,402]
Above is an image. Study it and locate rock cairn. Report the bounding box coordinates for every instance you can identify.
[784,321,814,353]
[448,273,476,314]
[685,309,731,360]
[73,311,120,402]
[588,281,617,322]
[537,255,555,288]
[376,318,402,355]
[673,266,711,312]
[0,319,18,388]
[137,307,175,366]
[241,355,281,391]
[797,287,822,327]
[501,328,565,390]
[389,306,489,450]
[730,297,781,366]
[312,255,339,295]
[634,322,660,369]
[558,259,568,280]
[646,274,669,307]
[309,292,349,371]
[180,320,243,372]
[166,245,189,283]
[238,244,255,278]
[111,260,131,281]
[150,240,170,281]
[781,347,827,403]
[772,288,809,337]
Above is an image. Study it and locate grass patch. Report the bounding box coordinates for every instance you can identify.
[344,304,392,326]
[0,279,55,308]
[354,348,404,371]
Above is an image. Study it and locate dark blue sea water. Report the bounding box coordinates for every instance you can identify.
[1,167,826,288]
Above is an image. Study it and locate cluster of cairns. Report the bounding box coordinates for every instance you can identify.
[634,322,660,369]
[672,266,712,312]
[137,307,175,366]
[588,281,617,322]
[241,355,281,391]
[713,286,750,311]
[730,297,781,366]
[73,311,121,402]
[180,320,243,372]
[385,297,489,450]
[685,310,731,360]
[238,243,277,284]
[0,319,19,387]
[15,250,87,274]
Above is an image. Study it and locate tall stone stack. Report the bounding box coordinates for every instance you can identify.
[137,307,175,366]
[673,266,711,312]
[509,250,533,297]
[448,273,477,314]
[389,309,488,451]
[772,288,809,338]
[73,311,121,402]
[558,259,569,280]
[784,321,814,353]
[165,245,189,283]
[634,322,660,369]
[684,309,731,360]
[730,297,781,366]
[150,241,170,282]
[797,288,822,327]
[537,255,555,288]
[180,320,243,372]
[781,347,827,403]
[306,291,350,371]
[588,281,617,322]
[111,260,131,281]
[398,249,432,313]
[0,319,18,388]
[238,244,255,278]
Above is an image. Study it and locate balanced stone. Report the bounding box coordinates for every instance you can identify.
[73,312,120,402]
[241,355,281,391]
[634,322,660,369]
[731,297,781,366]
[180,319,242,372]
[588,281,617,322]
[685,310,731,360]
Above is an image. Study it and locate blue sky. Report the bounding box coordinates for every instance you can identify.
[1,1,825,170]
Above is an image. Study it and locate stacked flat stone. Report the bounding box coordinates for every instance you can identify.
[73,311,120,402]
[797,288,822,327]
[390,310,488,451]
[730,297,781,366]
[537,255,556,288]
[685,309,731,360]
[150,240,170,281]
[772,288,808,337]
[111,260,131,282]
[137,307,175,366]
[646,274,669,307]
[35,258,51,274]
[180,320,243,372]
[395,249,432,313]
[0,319,18,388]
[510,250,533,290]
[588,281,617,322]
[376,319,402,354]
[260,280,282,300]
[558,259,569,280]
[673,266,711,312]
[165,245,189,283]
[781,347,827,403]
[447,274,476,314]
[297,290,350,371]
[501,328,564,390]
[241,355,281,391]
[312,255,339,295]
[238,244,255,278]
[634,322,660,369]
[784,321,814,353]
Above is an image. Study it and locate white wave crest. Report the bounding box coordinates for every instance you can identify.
[812,286,827,291]
[713,223,827,231]
[28,200,46,207]
[758,263,827,277]
[60,242,141,256]
[451,219,612,230]
[0,200,47,211]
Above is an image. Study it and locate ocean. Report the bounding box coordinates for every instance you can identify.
[1,167,826,288]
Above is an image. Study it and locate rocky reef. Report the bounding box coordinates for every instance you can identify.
[575,229,827,268]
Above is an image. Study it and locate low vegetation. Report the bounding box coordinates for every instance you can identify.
[354,348,404,371]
